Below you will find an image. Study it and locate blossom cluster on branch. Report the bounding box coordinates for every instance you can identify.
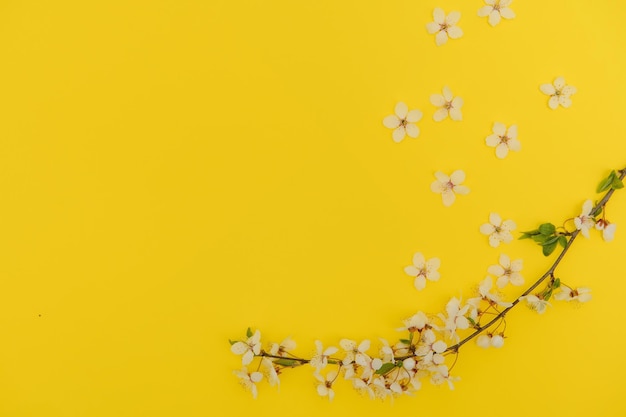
[230,169,625,400]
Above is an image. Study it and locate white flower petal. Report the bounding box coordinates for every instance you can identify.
[433,8,445,24]
[383,115,401,129]
[480,223,496,235]
[508,138,521,152]
[500,7,516,19]
[559,96,572,108]
[548,96,559,109]
[562,85,577,96]
[412,252,426,268]
[433,107,449,121]
[493,122,506,136]
[486,134,500,147]
[488,265,505,276]
[231,342,248,355]
[554,77,566,89]
[430,94,446,107]
[477,6,492,17]
[449,107,463,121]
[454,185,470,195]
[395,102,408,119]
[496,276,509,288]
[435,30,448,45]
[426,21,440,34]
[489,212,502,226]
[488,10,501,26]
[406,109,423,123]
[446,11,461,26]
[442,86,453,101]
[540,84,556,95]
[447,26,463,39]
[405,123,420,138]
[404,265,420,276]
[431,180,445,193]
[414,275,427,290]
[392,126,406,143]
[250,371,263,383]
[441,190,456,206]
[242,350,254,365]
[495,143,509,159]
[488,234,501,248]
[507,124,518,139]
[450,170,465,184]
[434,171,450,183]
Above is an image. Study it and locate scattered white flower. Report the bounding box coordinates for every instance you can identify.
[574,200,595,238]
[230,330,262,366]
[488,254,524,288]
[554,285,592,302]
[540,77,577,109]
[383,102,423,143]
[595,219,617,242]
[315,370,338,401]
[404,252,441,290]
[340,339,371,366]
[485,123,520,159]
[430,86,463,121]
[426,8,463,46]
[480,213,516,247]
[478,0,516,26]
[233,368,263,399]
[430,170,470,206]
[310,340,339,372]
[476,333,505,348]
[519,294,551,314]
[398,311,429,333]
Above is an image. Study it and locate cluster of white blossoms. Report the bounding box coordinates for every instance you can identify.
[575,199,617,241]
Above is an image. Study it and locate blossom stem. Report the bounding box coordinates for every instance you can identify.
[447,167,626,353]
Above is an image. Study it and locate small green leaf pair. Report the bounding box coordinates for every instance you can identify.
[519,223,568,256]
[597,170,624,193]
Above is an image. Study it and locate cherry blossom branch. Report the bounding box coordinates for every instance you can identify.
[446,167,626,352]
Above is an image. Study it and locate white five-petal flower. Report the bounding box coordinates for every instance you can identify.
[595,219,617,242]
[485,123,520,159]
[315,370,338,401]
[430,86,463,121]
[519,294,551,314]
[471,276,513,308]
[540,77,577,109]
[339,339,371,366]
[488,254,524,288]
[230,330,262,366]
[554,285,592,302]
[404,252,441,290]
[398,311,429,333]
[233,368,263,399]
[383,102,423,143]
[478,0,516,26]
[426,8,463,46]
[430,170,470,206]
[574,200,595,238]
[310,340,339,372]
[480,213,516,247]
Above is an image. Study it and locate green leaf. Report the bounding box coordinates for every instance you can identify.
[521,229,540,236]
[544,290,552,301]
[539,223,556,236]
[375,363,397,375]
[246,327,253,338]
[399,339,411,345]
[542,241,558,256]
[558,235,568,248]
[519,233,532,240]
[532,234,549,244]
[597,171,615,193]
[467,316,476,326]
[553,278,561,288]
[540,236,559,246]
[274,359,301,367]
[229,339,237,346]
[612,176,624,190]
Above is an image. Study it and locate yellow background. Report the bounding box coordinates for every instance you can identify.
[0,0,625,416]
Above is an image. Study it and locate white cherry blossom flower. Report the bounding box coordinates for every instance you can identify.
[478,0,516,26]
[339,339,371,366]
[595,219,617,242]
[315,370,338,401]
[480,212,516,247]
[268,337,296,357]
[233,368,263,399]
[519,294,551,314]
[472,276,513,308]
[540,77,577,109]
[383,102,423,143]
[430,86,463,121]
[426,8,463,46]
[574,200,595,238]
[554,285,592,302]
[429,364,459,389]
[262,357,280,388]
[488,254,524,288]
[404,252,441,290]
[230,330,262,366]
[485,123,520,159]
[430,170,470,206]
[416,329,447,365]
[438,297,470,342]
[310,340,339,372]
[398,311,429,333]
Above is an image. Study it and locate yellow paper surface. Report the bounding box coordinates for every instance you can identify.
[1,1,625,416]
